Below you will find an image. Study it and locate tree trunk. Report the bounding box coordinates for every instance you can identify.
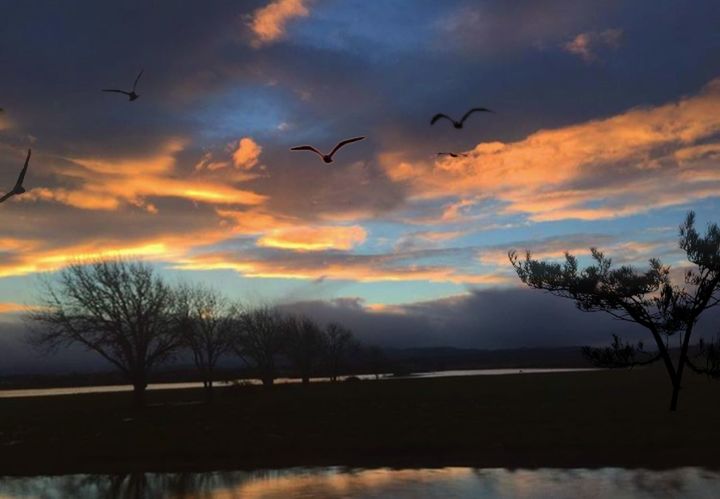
[132,382,147,408]
[670,381,681,412]
[261,376,274,387]
[204,379,214,402]
[669,326,695,412]
[301,375,310,384]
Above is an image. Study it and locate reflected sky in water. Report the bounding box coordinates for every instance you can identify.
[0,368,598,399]
[2,467,720,499]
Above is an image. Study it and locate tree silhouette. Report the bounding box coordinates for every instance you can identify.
[324,323,357,382]
[509,211,720,411]
[283,314,325,384]
[28,259,182,407]
[363,344,388,380]
[176,284,233,400]
[229,306,285,387]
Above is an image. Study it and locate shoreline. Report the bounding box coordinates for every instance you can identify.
[2,368,719,477]
[4,449,720,478]
[0,367,599,399]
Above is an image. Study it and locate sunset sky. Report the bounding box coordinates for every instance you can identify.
[1,0,719,365]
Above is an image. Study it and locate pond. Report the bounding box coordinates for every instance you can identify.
[0,368,598,399]
[1,467,718,499]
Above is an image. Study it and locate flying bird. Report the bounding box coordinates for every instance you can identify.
[431,108,494,128]
[102,69,144,101]
[436,152,468,158]
[290,136,366,163]
[0,149,31,204]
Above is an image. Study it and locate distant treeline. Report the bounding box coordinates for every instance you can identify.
[25,259,390,406]
[0,346,597,391]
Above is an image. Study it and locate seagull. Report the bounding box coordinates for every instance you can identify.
[0,149,31,203]
[102,69,144,101]
[436,152,468,158]
[290,136,366,163]
[431,108,494,128]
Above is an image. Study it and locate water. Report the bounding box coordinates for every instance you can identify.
[0,368,597,399]
[1,467,718,498]
[392,368,597,379]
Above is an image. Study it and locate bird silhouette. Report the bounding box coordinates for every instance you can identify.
[436,152,468,158]
[431,108,493,128]
[0,149,31,203]
[290,136,365,163]
[102,69,144,101]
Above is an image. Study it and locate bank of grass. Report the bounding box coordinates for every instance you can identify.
[1,366,719,476]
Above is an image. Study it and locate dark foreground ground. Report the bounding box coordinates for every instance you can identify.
[1,367,720,476]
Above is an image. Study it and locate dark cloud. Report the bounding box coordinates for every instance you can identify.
[2,286,718,375]
[281,288,720,349]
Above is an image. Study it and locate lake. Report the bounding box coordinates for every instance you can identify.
[0,368,598,399]
[1,467,718,498]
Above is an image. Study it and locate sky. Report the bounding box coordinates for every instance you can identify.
[0,0,719,368]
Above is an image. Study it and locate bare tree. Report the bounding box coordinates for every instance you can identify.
[28,259,182,407]
[176,284,233,400]
[363,345,388,380]
[229,306,285,386]
[509,211,720,411]
[324,323,357,382]
[283,314,326,384]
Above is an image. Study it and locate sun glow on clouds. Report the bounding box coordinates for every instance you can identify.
[27,140,267,211]
[174,252,509,285]
[257,225,367,251]
[0,239,175,278]
[0,302,27,314]
[233,137,262,169]
[383,78,720,223]
[563,29,622,62]
[250,0,309,46]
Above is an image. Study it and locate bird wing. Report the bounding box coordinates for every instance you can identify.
[0,191,13,203]
[15,149,31,188]
[102,89,130,95]
[460,107,494,124]
[329,136,366,157]
[290,145,323,156]
[133,69,144,92]
[431,113,454,125]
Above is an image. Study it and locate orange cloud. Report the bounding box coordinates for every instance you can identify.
[0,302,27,314]
[26,140,266,211]
[232,137,262,169]
[0,112,11,131]
[175,252,510,285]
[441,198,477,222]
[563,28,622,62]
[250,0,309,46]
[0,238,181,278]
[257,225,367,251]
[0,211,252,278]
[381,77,720,222]
[194,151,229,172]
[217,208,297,235]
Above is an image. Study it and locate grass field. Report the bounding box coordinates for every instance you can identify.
[1,366,720,476]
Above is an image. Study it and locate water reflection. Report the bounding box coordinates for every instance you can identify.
[0,369,599,400]
[2,467,720,499]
